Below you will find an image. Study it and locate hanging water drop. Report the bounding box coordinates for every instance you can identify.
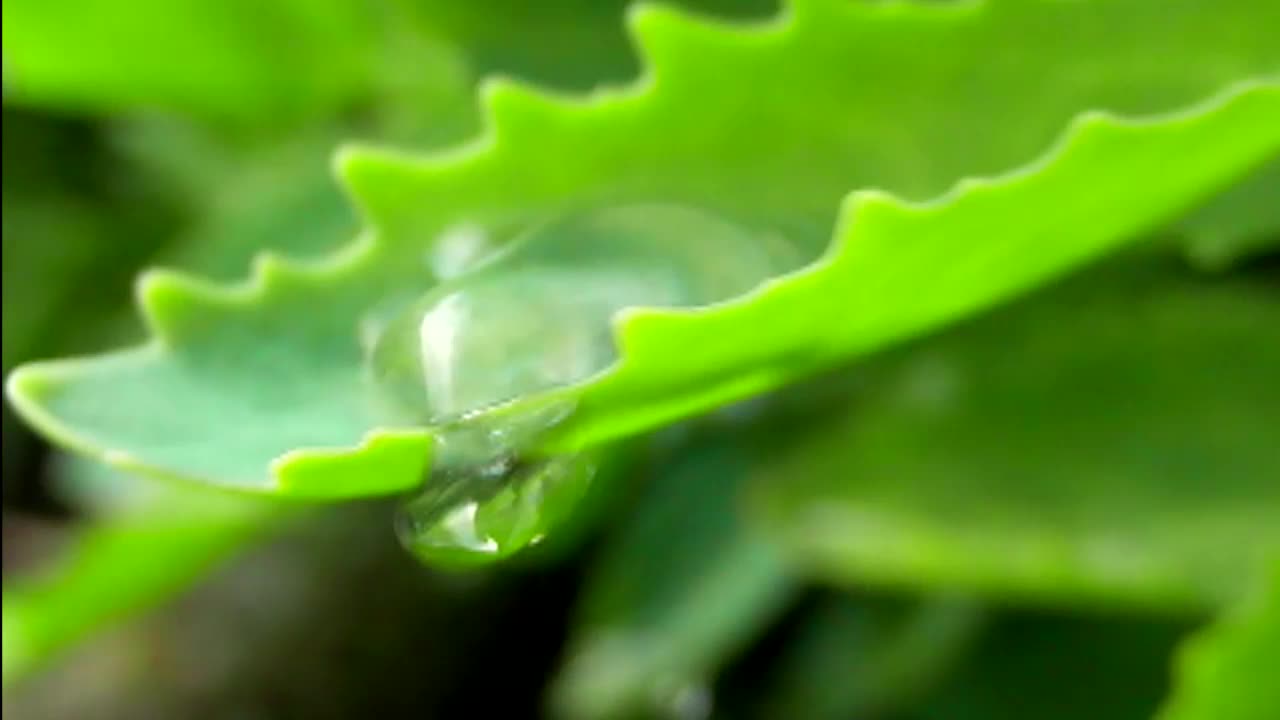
[394,442,597,566]
[366,204,800,565]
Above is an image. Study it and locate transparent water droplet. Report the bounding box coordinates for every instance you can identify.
[395,438,597,566]
[368,205,800,564]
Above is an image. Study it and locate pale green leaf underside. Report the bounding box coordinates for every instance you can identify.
[6,0,1280,498]
[751,263,1280,609]
[1160,562,1280,720]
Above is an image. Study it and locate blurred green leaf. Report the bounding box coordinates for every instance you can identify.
[1160,562,1280,720]
[127,127,363,281]
[1,488,284,686]
[0,117,366,680]
[1,199,106,378]
[752,594,983,720]
[908,610,1192,720]
[753,259,1280,609]
[1179,158,1280,271]
[551,436,794,720]
[1,110,174,493]
[0,0,769,133]
[1,0,377,126]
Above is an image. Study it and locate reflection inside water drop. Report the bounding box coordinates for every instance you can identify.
[368,204,801,564]
[427,222,493,279]
[394,426,597,565]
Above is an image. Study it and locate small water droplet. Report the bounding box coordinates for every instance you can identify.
[368,205,800,563]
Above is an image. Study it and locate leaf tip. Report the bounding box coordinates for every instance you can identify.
[5,362,48,420]
[4,359,94,466]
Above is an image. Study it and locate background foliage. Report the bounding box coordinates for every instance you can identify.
[2,1,1277,718]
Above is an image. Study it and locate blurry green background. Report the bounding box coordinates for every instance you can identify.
[2,1,1277,719]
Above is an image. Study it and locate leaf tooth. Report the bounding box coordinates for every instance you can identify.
[248,250,308,295]
[627,1,793,85]
[135,267,239,346]
[790,0,985,27]
[588,81,1280,442]
[341,2,803,239]
[480,74,587,150]
[331,141,398,225]
[335,141,481,238]
[132,252,320,346]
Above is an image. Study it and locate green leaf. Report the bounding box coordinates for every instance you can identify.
[0,0,765,133]
[751,260,1280,609]
[3,449,289,689]
[405,0,775,92]
[1,0,378,126]
[752,594,984,720]
[7,0,1280,500]
[547,83,1280,456]
[1,485,283,685]
[1160,562,1280,720]
[1,109,175,492]
[1,196,108,483]
[550,435,794,720]
[0,121,352,677]
[119,125,365,282]
[1178,158,1280,271]
[909,610,1193,720]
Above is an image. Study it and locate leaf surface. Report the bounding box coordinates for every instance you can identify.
[7,0,1279,499]
[1160,563,1280,720]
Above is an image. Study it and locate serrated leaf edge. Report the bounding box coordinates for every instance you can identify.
[4,0,1277,496]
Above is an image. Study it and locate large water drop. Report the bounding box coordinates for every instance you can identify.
[368,205,797,565]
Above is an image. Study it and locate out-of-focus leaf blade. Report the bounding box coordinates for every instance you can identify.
[1,0,376,125]
[752,594,983,720]
[1160,562,1280,720]
[909,610,1193,720]
[551,436,793,720]
[1,495,283,686]
[752,260,1280,608]
[1178,158,1280,271]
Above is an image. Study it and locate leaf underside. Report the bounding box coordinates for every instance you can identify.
[1160,563,1280,720]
